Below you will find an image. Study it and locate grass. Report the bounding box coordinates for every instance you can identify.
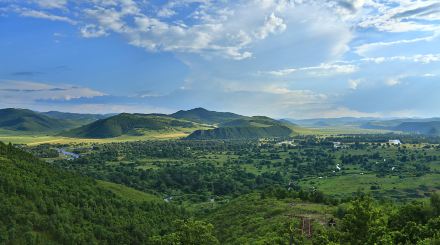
[204,193,334,244]
[97,180,162,202]
[0,130,193,145]
[299,172,440,201]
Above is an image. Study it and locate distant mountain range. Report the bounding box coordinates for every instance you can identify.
[285,117,440,136]
[63,108,294,139]
[3,107,440,138]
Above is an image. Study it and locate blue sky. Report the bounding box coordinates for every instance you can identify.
[0,0,439,118]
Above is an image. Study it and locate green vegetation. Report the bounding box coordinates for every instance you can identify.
[2,108,440,243]
[187,125,292,139]
[171,107,244,124]
[187,116,293,140]
[42,111,112,127]
[394,121,440,136]
[62,113,200,138]
[0,141,193,244]
[0,108,73,132]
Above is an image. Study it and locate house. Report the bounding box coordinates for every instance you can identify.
[389,139,401,145]
[333,142,348,149]
[276,140,295,146]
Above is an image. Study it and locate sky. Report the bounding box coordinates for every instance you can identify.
[0,0,439,119]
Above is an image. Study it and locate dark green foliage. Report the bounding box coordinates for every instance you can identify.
[62,113,194,138]
[186,115,293,139]
[151,219,219,245]
[0,142,186,244]
[187,125,292,140]
[0,108,72,132]
[171,107,244,124]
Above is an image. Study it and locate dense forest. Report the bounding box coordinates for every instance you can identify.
[0,142,218,244]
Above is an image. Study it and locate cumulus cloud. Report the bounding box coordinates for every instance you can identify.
[80,24,108,38]
[358,1,440,32]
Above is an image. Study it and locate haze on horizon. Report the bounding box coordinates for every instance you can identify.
[0,0,439,119]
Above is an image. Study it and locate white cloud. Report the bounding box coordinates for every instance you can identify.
[362,53,440,64]
[0,80,105,108]
[358,1,440,32]
[255,12,287,39]
[32,0,67,9]
[355,33,439,57]
[18,8,76,24]
[267,63,358,77]
[348,79,361,90]
[80,24,108,38]
[7,0,355,60]
[385,77,401,86]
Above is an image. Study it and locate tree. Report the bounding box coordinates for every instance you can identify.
[151,219,219,245]
[340,195,391,244]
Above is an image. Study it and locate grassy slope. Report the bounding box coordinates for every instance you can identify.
[204,193,333,244]
[97,180,162,202]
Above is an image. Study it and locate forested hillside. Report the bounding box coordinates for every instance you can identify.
[0,142,218,244]
[171,107,244,124]
[62,113,196,138]
[0,108,72,132]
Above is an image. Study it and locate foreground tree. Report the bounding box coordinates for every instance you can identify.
[151,219,219,245]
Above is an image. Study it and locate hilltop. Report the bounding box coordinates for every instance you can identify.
[62,113,198,138]
[0,108,73,132]
[393,121,440,136]
[186,116,293,140]
[171,107,244,124]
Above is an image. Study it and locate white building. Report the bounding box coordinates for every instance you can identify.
[389,139,401,145]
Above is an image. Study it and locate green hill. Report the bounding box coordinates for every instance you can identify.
[0,142,184,244]
[171,107,244,124]
[62,113,196,138]
[186,117,292,140]
[393,121,440,135]
[220,116,285,127]
[0,108,72,132]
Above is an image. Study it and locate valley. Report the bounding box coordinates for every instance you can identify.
[1,107,440,244]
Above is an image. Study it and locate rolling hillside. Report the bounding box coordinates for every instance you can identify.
[392,121,440,136]
[0,142,183,244]
[0,108,73,132]
[62,113,197,138]
[171,107,244,124]
[186,116,293,140]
